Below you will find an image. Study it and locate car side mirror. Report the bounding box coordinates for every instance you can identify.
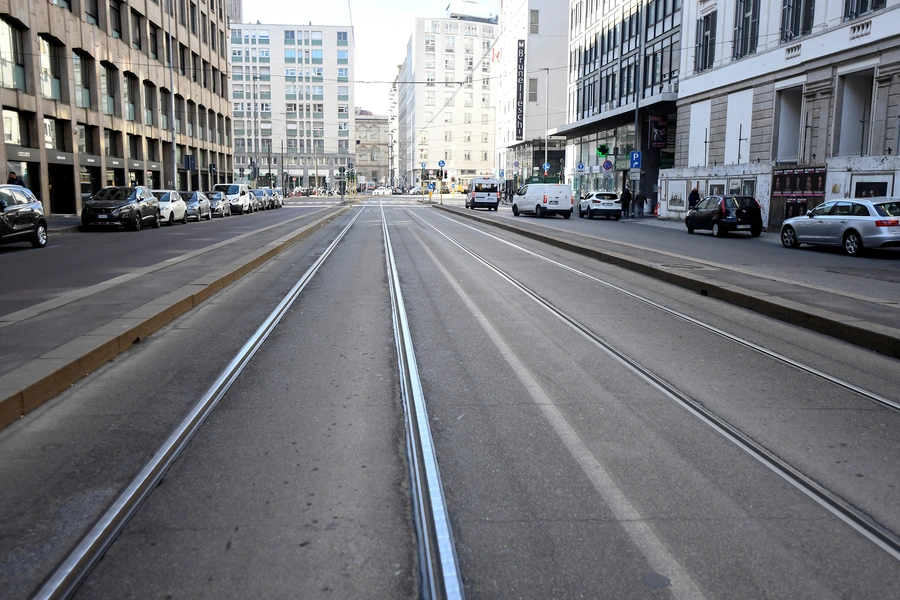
[0,200,7,210]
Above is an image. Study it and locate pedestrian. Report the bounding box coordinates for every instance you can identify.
[620,186,632,219]
[688,187,700,209]
[8,171,25,187]
[634,189,646,218]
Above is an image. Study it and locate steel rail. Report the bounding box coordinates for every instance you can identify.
[32,208,365,600]
[415,211,900,564]
[432,212,900,413]
[381,203,465,600]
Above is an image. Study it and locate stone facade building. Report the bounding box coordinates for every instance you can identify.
[658,0,900,229]
[0,0,233,215]
[354,108,389,188]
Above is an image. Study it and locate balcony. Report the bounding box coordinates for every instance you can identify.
[312,94,323,100]
[285,93,297,100]
[338,39,348,46]
[286,111,297,118]
[337,94,348,101]
[259,57,270,63]
[338,76,348,83]
[312,76,323,82]
[313,112,323,118]
[233,111,243,117]
[338,130,348,137]
[260,92,271,99]
[285,76,296,82]
[233,91,244,99]
[337,58,348,65]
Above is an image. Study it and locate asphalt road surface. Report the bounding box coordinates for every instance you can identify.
[2,203,899,598]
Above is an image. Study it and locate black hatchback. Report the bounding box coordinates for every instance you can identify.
[685,195,763,237]
[0,185,48,248]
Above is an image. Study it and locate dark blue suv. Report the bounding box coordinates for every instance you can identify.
[0,185,48,248]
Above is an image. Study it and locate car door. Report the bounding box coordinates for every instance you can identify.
[11,189,38,235]
[694,198,714,229]
[514,185,527,212]
[0,189,22,239]
[794,201,834,242]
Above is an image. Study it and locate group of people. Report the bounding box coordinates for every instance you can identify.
[619,187,648,219]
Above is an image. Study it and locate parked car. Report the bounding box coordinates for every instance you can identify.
[512,183,574,218]
[372,186,391,196]
[181,190,212,221]
[213,183,252,215]
[685,195,763,237]
[579,191,621,220]
[466,177,502,211]
[781,197,900,256]
[392,187,403,195]
[206,191,232,217]
[253,188,272,210]
[82,186,159,231]
[152,190,188,225]
[408,186,422,195]
[0,185,48,248]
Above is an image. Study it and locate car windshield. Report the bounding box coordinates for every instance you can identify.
[874,202,900,217]
[207,191,223,200]
[254,190,265,197]
[152,191,174,201]
[214,184,240,194]
[93,187,137,201]
[180,192,194,201]
[596,193,618,200]
[724,196,757,209]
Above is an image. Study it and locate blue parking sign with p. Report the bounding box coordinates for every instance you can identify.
[630,151,642,169]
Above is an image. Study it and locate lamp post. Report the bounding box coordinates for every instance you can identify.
[542,67,550,181]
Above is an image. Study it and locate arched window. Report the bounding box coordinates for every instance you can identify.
[370,147,379,161]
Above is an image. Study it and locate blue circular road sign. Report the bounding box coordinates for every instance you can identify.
[543,162,550,170]
[438,160,446,167]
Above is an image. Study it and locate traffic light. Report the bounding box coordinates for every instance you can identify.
[239,167,245,177]
[436,169,443,180]
[597,144,609,158]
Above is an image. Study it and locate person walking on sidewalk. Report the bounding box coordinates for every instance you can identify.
[8,171,25,187]
[634,189,646,218]
[688,187,700,210]
[620,186,632,219]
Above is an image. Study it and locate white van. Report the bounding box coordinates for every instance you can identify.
[512,183,574,218]
[213,183,252,215]
[466,177,502,211]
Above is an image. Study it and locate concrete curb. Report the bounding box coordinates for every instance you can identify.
[434,205,900,359]
[0,207,348,430]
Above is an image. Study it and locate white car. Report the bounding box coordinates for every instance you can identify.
[151,189,188,225]
[372,187,391,196]
[512,183,574,218]
[579,191,621,220]
[212,183,252,215]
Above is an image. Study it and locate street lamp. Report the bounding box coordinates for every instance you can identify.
[542,67,550,180]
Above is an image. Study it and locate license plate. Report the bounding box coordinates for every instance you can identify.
[98,214,108,219]
[736,224,750,229]
[550,200,558,205]
[601,202,613,206]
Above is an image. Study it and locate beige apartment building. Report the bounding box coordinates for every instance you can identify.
[0,0,233,215]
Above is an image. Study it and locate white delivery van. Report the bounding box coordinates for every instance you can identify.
[465,177,502,211]
[512,183,574,218]
[213,183,252,215]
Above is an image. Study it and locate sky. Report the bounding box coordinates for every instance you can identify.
[243,0,499,115]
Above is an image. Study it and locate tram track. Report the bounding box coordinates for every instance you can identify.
[408,208,900,564]
[32,204,462,599]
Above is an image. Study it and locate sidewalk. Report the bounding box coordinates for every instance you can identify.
[435,204,900,360]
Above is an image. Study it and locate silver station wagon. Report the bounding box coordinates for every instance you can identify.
[781,197,900,256]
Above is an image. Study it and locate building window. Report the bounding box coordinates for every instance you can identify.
[843,0,886,21]
[149,25,159,60]
[337,49,348,63]
[39,37,62,100]
[445,36,455,52]
[530,10,540,34]
[73,52,92,108]
[3,109,27,145]
[144,82,155,125]
[528,78,538,102]
[337,31,348,43]
[109,1,122,38]
[695,12,716,73]
[131,10,142,50]
[84,0,99,25]
[781,0,815,41]
[123,74,137,121]
[101,64,116,115]
[425,35,435,50]
[732,0,759,59]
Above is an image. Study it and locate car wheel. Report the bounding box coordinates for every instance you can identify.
[750,226,761,237]
[152,211,161,228]
[536,205,544,217]
[843,231,863,256]
[686,218,695,234]
[168,213,175,226]
[132,212,142,231]
[512,204,520,216]
[712,221,725,237]
[588,211,593,219]
[781,226,799,248]
[563,211,571,219]
[578,209,583,218]
[31,223,48,248]
[181,210,188,224]
[206,210,212,220]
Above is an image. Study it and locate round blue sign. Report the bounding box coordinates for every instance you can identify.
[543,162,550,170]
[438,160,446,167]
[428,183,435,190]
[577,162,585,171]
[421,162,426,168]
[603,160,613,171]
[514,161,520,167]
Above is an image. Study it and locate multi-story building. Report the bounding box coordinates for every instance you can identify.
[556,0,682,199]
[229,23,355,190]
[659,0,900,230]
[396,4,499,190]
[494,0,569,190]
[354,108,390,188]
[0,0,232,215]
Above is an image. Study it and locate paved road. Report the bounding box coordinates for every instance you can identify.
[1,204,899,598]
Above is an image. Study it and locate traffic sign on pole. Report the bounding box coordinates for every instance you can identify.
[630,151,642,169]
[438,159,446,168]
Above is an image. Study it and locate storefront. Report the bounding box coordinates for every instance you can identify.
[106,157,126,187]
[5,145,42,209]
[46,151,77,214]
[128,160,145,186]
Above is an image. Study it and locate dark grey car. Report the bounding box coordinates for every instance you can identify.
[0,185,48,248]
[685,195,763,237]
[82,186,160,230]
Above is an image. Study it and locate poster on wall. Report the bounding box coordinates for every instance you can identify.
[649,116,667,149]
[851,173,893,198]
[773,166,825,220]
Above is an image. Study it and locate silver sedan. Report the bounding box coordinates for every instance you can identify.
[781,197,900,256]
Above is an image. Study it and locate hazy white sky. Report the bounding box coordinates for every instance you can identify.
[243,0,499,115]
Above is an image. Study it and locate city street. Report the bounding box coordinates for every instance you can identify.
[2,204,899,598]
